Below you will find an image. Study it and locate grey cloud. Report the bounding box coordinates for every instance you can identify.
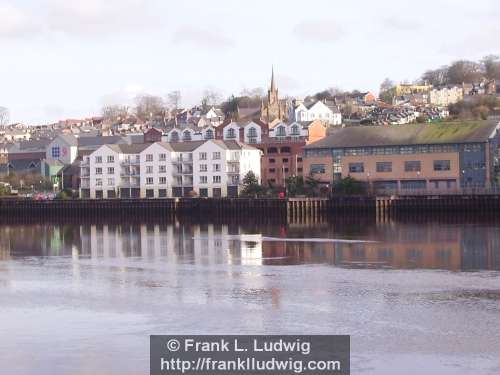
[172,26,235,49]
[293,20,344,43]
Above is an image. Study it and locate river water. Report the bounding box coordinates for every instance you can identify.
[1,216,500,374]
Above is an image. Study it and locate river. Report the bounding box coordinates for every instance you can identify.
[1,216,500,374]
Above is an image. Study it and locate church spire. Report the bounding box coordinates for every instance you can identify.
[270,65,276,93]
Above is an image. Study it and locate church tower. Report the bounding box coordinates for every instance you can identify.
[261,66,284,122]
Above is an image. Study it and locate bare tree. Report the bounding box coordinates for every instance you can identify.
[240,87,264,98]
[101,105,129,123]
[167,90,181,110]
[201,89,222,110]
[379,78,395,104]
[481,55,500,80]
[379,78,395,93]
[0,107,10,127]
[421,66,449,86]
[135,94,166,121]
[447,60,482,84]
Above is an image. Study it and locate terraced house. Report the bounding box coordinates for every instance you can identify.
[304,119,500,192]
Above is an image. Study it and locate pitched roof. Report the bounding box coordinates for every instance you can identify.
[106,143,151,154]
[305,120,500,149]
[77,135,124,147]
[56,134,78,146]
[208,140,257,150]
[169,141,205,152]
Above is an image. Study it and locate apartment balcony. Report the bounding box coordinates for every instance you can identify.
[80,181,90,188]
[80,160,89,167]
[80,174,90,179]
[172,155,193,163]
[182,168,193,175]
[121,159,140,166]
[227,168,240,174]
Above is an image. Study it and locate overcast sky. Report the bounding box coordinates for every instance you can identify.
[0,0,499,124]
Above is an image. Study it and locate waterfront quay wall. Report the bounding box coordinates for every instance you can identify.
[0,198,288,218]
[1,195,500,219]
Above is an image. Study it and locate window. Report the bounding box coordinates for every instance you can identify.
[464,144,482,152]
[95,167,102,175]
[267,147,278,154]
[159,165,166,173]
[205,129,214,139]
[297,167,303,173]
[247,127,257,138]
[95,156,102,164]
[213,164,221,172]
[310,164,326,174]
[297,157,303,163]
[269,168,276,173]
[269,158,276,163]
[146,166,153,174]
[200,164,208,172]
[51,146,60,158]
[107,167,114,174]
[213,152,221,160]
[434,160,451,171]
[284,168,289,173]
[183,130,192,141]
[200,176,208,184]
[276,126,286,137]
[349,163,364,173]
[282,158,289,163]
[159,153,166,161]
[96,178,102,186]
[199,152,207,160]
[146,154,153,162]
[213,176,221,183]
[226,128,236,139]
[291,125,300,135]
[107,155,114,163]
[400,146,415,154]
[401,180,427,189]
[405,161,421,172]
[281,147,291,153]
[159,177,167,185]
[146,177,153,185]
[376,162,392,172]
[107,178,114,186]
[170,131,179,142]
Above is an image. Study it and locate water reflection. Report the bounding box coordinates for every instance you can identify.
[1,218,500,271]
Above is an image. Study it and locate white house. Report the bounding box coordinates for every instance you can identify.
[268,121,307,139]
[289,100,342,125]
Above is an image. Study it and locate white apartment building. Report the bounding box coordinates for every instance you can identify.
[428,86,464,107]
[80,140,261,199]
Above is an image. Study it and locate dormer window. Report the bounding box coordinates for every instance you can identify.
[276,126,286,137]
